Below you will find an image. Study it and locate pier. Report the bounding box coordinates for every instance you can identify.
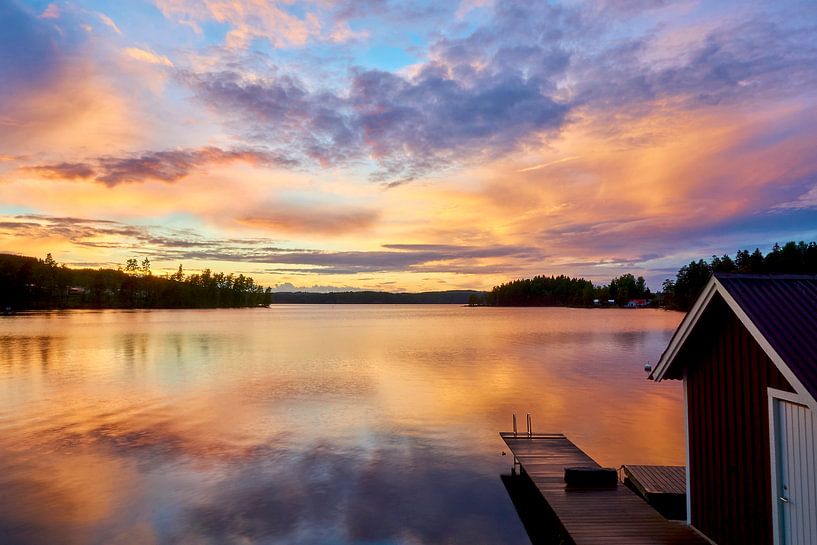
[500,432,709,545]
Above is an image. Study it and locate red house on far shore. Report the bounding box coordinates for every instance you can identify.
[650,274,817,545]
[625,298,650,308]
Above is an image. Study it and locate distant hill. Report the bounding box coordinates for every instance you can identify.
[270,290,484,304]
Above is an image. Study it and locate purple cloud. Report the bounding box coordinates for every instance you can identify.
[184,65,568,183]
[24,147,296,186]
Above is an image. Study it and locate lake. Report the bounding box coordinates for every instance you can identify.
[0,306,684,545]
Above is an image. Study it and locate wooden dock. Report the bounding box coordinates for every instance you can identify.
[622,465,687,520]
[501,432,708,545]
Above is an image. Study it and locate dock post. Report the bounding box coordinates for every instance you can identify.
[526,414,532,437]
[511,414,519,472]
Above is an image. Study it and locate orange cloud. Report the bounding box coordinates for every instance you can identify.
[124,47,174,66]
[238,203,380,235]
[154,0,324,48]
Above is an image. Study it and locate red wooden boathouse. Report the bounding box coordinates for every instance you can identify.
[650,274,817,545]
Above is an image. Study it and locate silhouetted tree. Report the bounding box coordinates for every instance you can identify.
[0,253,273,310]
[663,240,817,310]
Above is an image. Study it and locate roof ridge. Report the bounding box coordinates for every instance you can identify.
[714,273,817,280]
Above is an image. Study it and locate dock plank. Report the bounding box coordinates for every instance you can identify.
[501,433,707,545]
[623,465,686,495]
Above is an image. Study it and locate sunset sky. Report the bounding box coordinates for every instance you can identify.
[2,0,816,292]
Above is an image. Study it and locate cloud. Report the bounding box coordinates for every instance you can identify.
[97,13,121,34]
[153,0,353,49]
[0,214,542,274]
[239,203,379,235]
[174,0,817,186]
[183,63,569,183]
[180,70,362,167]
[270,282,364,293]
[23,147,296,186]
[40,2,59,19]
[352,66,569,182]
[569,10,817,113]
[124,47,173,66]
[27,162,97,179]
[516,155,580,172]
[774,183,817,210]
[165,243,543,274]
[331,0,447,23]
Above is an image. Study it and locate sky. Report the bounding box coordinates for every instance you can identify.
[1,0,816,292]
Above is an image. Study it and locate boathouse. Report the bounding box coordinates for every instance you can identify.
[650,274,817,545]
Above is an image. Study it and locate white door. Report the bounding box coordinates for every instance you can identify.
[774,399,817,545]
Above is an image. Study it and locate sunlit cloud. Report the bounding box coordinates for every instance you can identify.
[516,156,581,173]
[238,203,380,235]
[97,12,122,34]
[154,0,342,48]
[39,3,60,18]
[124,47,173,66]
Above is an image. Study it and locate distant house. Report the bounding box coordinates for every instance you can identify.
[650,274,817,545]
[625,298,649,308]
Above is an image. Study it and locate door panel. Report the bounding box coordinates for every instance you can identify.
[775,399,817,545]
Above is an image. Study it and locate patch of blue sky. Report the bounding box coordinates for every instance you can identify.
[132,212,203,230]
[0,205,37,217]
[356,45,418,71]
[701,208,817,245]
[18,0,51,15]
[196,19,233,47]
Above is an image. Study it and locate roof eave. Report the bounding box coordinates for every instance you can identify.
[649,276,720,382]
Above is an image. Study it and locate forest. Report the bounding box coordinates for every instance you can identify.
[483,273,650,307]
[485,240,817,310]
[662,241,817,310]
[270,290,481,304]
[0,253,272,310]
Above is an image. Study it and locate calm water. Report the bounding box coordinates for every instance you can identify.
[0,306,684,545]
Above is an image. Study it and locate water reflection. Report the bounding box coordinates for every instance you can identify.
[0,307,683,544]
[501,473,568,545]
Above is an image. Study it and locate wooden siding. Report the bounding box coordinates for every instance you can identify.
[685,296,793,545]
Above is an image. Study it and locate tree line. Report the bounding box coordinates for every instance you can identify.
[271,290,482,304]
[484,240,817,310]
[483,273,651,307]
[663,241,817,310]
[0,253,272,310]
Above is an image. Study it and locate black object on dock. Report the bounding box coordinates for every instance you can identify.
[500,432,708,545]
[563,466,618,489]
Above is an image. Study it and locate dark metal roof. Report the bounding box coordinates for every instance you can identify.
[716,273,817,401]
